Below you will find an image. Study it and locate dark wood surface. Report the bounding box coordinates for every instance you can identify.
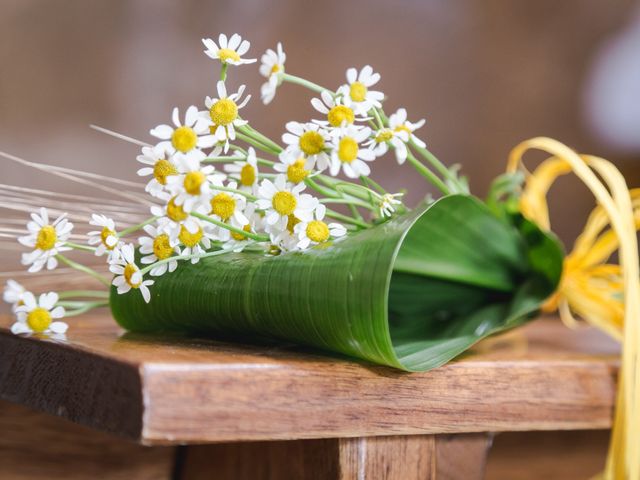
[0,313,619,445]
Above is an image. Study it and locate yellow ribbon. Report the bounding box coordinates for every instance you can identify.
[507,137,640,480]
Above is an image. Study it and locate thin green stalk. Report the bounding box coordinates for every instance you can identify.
[220,63,228,82]
[64,301,109,317]
[281,73,330,94]
[192,212,269,242]
[57,290,109,300]
[348,203,364,221]
[320,198,376,211]
[140,246,238,275]
[405,150,449,195]
[210,184,258,201]
[64,242,95,253]
[360,175,388,195]
[235,131,280,156]
[55,254,111,287]
[305,177,340,198]
[240,125,283,153]
[119,216,159,237]
[410,140,464,191]
[370,108,384,129]
[202,155,246,163]
[325,209,371,228]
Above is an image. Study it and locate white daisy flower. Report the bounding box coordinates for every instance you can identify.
[150,106,217,155]
[256,175,317,229]
[259,42,286,104]
[389,108,427,149]
[3,280,26,312]
[202,33,256,66]
[264,213,302,253]
[209,180,249,240]
[364,127,410,164]
[221,203,262,252]
[175,218,216,264]
[136,144,178,197]
[109,243,154,303]
[273,151,315,184]
[378,193,404,218]
[311,90,357,128]
[282,121,331,171]
[223,147,260,192]
[337,66,384,115]
[203,81,251,152]
[150,193,205,239]
[294,204,347,250]
[87,214,122,260]
[165,150,226,211]
[328,125,376,178]
[138,224,179,277]
[12,291,66,335]
[19,207,73,273]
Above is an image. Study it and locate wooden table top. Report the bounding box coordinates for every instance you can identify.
[0,312,619,445]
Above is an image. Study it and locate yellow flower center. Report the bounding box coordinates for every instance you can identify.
[26,307,52,333]
[124,263,141,288]
[152,234,173,260]
[171,126,198,153]
[179,225,203,247]
[306,220,330,243]
[218,48,241,63]
[394,124,412,135]
[327,105,355,127]
[183,171,206,195]
[349,81,368,102]
[299,131,325,156]
[286,215,300,234]
[100,227,116,250]
[376,130,393,143]
[35,225,57,250]
[153,159,177,185]
[286,159,309,184]
[338,137,359,163]
[210,193,236,220]
[240,164,256,186]
[210,98,238,126]
[270,64,281,75]
[272,191,297,216]
[166,197,188,222]
[231,224,252,241]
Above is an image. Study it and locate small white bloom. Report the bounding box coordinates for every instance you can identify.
[256,175,318,229]
[138,224,179,277]
[337,65,384,115]
[165,150,226,211]
[388,108,427,150]
[378,193,404,218]
[175,218,216,264]
[282,121,331,171]
[221,203,262,252]
[19,207,73,273]
[328,125,376,178]
[223,147,260,192]
[3,280,26,312]
[311,90,358,128]
[109,243,154,303]
[294,204,346,250]
[203,81,251,153]
[136,144,179,197]
[150,192,205,239]
[150,106,217,155]
[209,180,248,241]
[87,214,122,260]
[259,42,286,104]
[364,127,409,164]
[273,151,315,184]
[202,33,256,66]
[264,213,301,253]
[12,291,67,335]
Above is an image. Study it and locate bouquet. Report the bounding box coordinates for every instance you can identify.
[2,33,638,479]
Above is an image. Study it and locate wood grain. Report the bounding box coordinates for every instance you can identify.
[0,313,619,445]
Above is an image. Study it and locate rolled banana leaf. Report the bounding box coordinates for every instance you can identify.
[110,194,563,372]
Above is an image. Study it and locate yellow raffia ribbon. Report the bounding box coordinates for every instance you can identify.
[507,137,640,480]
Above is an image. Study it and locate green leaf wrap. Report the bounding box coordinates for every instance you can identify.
[110,194,563,371]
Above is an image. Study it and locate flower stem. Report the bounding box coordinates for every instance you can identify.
[240,125,283,153]
[325,209,370,228]
[220,63,228,82]
[202,156,246,163]
[320,198,376,211]
[64,242,95,253]
[63,300,110,317]
[210,184,258,201]
[55,254,111,287]
[235,131,280,156]
[57,290,109,300]
[410,140,467,193]
[282,73,331,94]
[191,212,269,242]
[406,150,450,195]
[119,216,159,237]
[140,246,237,275]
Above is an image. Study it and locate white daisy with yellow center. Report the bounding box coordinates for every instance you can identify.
[221,203,262,252]
[175,218,216,264]
[87,213,122,260]
[202,33,256,66]
[388,108,427,151]
[337,66,384,115]
[224,147,260,193]
[136,144,181,197]
[151,106,217,156]
[259,42,286,104]
[165,150,226,211]
[282,121,331,171]
[294,204,346,250]
[3,279,26,313]
[328,125,376,178]
[256,174,317,229]
[264,212,303,253]
[12,291,67,335]
[311,90,357,128]
[150,192,204,241]
[19,207,73,273]
[364,127,409,164]
[273,151,315,184]
[378,193,404,218]
[209,180,249,241]
[110,243,154,303]
[203,81,251,152]
[138,224,179,277]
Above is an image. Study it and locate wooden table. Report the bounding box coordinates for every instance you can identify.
[0,312,619,479]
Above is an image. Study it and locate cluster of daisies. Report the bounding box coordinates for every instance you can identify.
[3,33,462,336]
